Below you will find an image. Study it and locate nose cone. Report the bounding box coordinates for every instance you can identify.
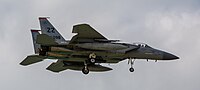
[162,52,179,60]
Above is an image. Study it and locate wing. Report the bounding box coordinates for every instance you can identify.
[46,60,67,72]
[46,58,85,73]
[69,24,108,44]
[46,59,112,73]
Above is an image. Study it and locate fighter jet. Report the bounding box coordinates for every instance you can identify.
[20,17,179,74]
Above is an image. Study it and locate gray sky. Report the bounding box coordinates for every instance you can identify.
[0,0,200,90]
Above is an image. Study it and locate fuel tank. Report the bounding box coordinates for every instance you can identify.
[66,64,113,72]
[47,61,113,72]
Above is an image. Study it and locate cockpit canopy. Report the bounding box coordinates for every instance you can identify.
[133,43,152,48]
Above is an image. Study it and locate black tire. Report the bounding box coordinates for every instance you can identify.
[129,67,134,72]
[90,58,96,63]
[82,67,89,75]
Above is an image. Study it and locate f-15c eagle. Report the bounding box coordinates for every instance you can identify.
[20,17,179,75]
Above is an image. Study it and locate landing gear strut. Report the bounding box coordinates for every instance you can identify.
[82,66,89,74]
[82,61,89,75]
[82,53,97,75]
[128,58,135,72]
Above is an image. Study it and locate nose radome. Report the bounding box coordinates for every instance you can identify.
[162,52,179,60]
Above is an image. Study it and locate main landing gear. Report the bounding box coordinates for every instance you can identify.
[82,62,89,75]
[89,53,96,63]
[128,58,135,72]
[82,53,97,75]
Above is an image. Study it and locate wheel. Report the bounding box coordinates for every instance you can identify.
[90,58,96,63]
[82,67,89,75]
[129,67,134,72]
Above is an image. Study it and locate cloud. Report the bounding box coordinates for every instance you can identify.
[143,10,200,90]
[0,0,200,90]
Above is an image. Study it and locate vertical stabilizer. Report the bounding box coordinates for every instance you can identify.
[31,29,41,54]
[39,17,66,44]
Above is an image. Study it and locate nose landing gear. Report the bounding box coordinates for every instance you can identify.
[129,67,134,72]
[128,58,135,72]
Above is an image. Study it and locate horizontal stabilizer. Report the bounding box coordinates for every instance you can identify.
[20,55,46,66]
[36,34,58,45]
